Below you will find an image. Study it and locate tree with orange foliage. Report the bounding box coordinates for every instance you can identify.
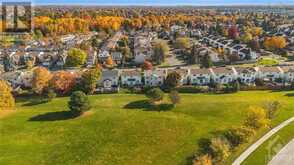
[106,56,114,66]
[141,60,153,70]
[49,71,77,95]
[264,36,287,51]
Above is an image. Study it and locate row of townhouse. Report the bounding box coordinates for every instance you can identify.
[98,66,294,90]
[2,66,294,92]
[202,35,258,60]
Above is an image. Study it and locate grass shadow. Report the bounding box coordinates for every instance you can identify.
[124,100,173,111]
[29,111,79,121]
[285,93,294,97]
[124,100,151,109]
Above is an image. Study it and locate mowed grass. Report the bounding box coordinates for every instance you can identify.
[257,58,279,66]
[242,121,294,165]
[1,91,294,165]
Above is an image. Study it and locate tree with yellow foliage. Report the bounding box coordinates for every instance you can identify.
[244,106,270,129]
[241,32,253,43]
[193,154,212,165]
[32,67,52,94]
[0,80,15,110]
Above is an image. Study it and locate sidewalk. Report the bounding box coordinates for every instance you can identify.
[232,117,294,165]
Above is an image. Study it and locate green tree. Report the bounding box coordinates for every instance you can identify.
[223,126,255,148]
[80,68,101,94]
[165,72,181,89]
[174,37,190,50]
[169,90,181,107]
[68,91,91,115]
[153,39,170,65]
[0,80,15,110]
[201,54,213,68]
[65,48,87,67]
[145,88,164,103]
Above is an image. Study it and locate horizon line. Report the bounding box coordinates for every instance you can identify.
[33,3,294,7]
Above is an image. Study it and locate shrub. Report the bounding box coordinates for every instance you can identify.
[169,90,181,106]
[222,126,255,148]
[193,154,212,165]
[210,137,230,163]
[255,78,264,86]
[145,88,164,103]
[232,81,240,92]
[175,86,208,93]
[68,91,91,115]
[198,138,213,156]
[244,106,270,129]
[263,100,281,119]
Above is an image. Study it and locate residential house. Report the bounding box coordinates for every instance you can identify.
[257,66,283,83]
[144,69,167,87]
[96,70,120,92]
[133,32,156,64]
[211,67,237,84]
[235,67,258,85]
[111,52,123,65]
[189,68,212,85]
[98,31,122,63]
[0,71,33,89]
[120,70,142,87]
[280,66,294,84]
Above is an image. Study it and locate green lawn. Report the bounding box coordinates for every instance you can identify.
[242,121,294,165]
[257,58,279,66]
[1,91,294,165]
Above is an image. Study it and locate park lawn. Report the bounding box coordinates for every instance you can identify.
[242,121,294,165]
[1,91,294,165]
[257,58,279,66]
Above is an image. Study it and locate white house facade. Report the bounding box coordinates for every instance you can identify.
[121,70,142,87]
[189,68,212,85]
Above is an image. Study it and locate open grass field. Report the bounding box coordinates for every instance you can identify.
[1,91,294,165]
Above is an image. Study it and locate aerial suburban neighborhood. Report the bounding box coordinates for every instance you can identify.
[1,2,294,165]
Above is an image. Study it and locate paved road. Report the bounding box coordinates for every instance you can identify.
[268,139,294,165]
[232,117,294,165]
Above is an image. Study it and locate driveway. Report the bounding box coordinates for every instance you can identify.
[268,139,294,165]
